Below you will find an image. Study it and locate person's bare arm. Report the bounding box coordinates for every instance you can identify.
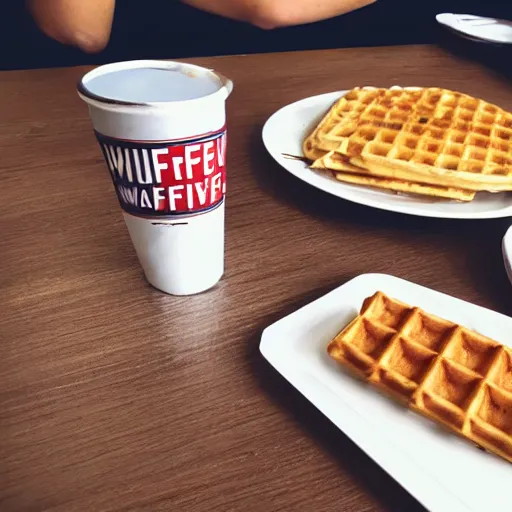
[182,0,376,29]
[26,0,115,53]
[27,0,375,53]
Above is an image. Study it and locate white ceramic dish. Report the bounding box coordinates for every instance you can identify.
[262,91,512,219]
[436,13,512,45]
[260,273,511,512]
[502,225,512,284]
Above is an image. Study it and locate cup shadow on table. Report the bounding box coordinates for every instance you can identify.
[245,282,426,512]
[248,125,512,316]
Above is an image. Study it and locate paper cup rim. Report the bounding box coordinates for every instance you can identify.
[77,59,233,109]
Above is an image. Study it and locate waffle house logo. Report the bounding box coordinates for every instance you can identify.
[96,129,227,217]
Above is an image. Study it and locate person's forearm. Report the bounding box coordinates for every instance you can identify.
[27,0,116,52]
[181,0,376,29]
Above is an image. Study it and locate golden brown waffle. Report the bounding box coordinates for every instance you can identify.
[327,291,512,463]
[305,86,512,193]
[332,172,476,201]
[303,87,385,161]
[315,151,476,201]
[303,90,369,161]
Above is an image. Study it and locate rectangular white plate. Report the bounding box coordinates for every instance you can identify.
[260,274,511,512]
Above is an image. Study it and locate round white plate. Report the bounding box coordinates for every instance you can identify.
[262,91,512,219]
[436,13,512,45]
[502,225,512,284]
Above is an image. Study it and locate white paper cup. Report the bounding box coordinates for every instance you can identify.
[78,60,233,295]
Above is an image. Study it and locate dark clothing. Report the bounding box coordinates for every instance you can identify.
[1,1,511,70]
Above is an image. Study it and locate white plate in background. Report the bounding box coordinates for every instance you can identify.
[502,225,512,284]
[260,273,511,512]
[436,13,512,45]
[262,91,512,219]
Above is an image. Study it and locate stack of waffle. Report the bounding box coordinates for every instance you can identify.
[303,86,512,201]
[327,291,512,463]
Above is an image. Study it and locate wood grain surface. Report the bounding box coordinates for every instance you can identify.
[1,45,511,512]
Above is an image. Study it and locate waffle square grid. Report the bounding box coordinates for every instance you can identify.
[327,291,512,463]
[321,87,512,177]
[304,86,512,195]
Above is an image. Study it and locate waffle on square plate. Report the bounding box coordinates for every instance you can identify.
[328,291,512,464]
[303,86,512,202]
[260,274,512,511]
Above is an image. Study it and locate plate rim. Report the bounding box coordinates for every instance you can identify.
[502,225,512,284]
[262,91,512,219]
[436,12,511,45]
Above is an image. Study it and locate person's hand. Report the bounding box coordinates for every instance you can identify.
[26,0,116,53]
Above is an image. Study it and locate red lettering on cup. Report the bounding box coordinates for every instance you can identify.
[96,129,227,217]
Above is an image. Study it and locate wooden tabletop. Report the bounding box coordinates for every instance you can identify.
[1,44,512,512]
